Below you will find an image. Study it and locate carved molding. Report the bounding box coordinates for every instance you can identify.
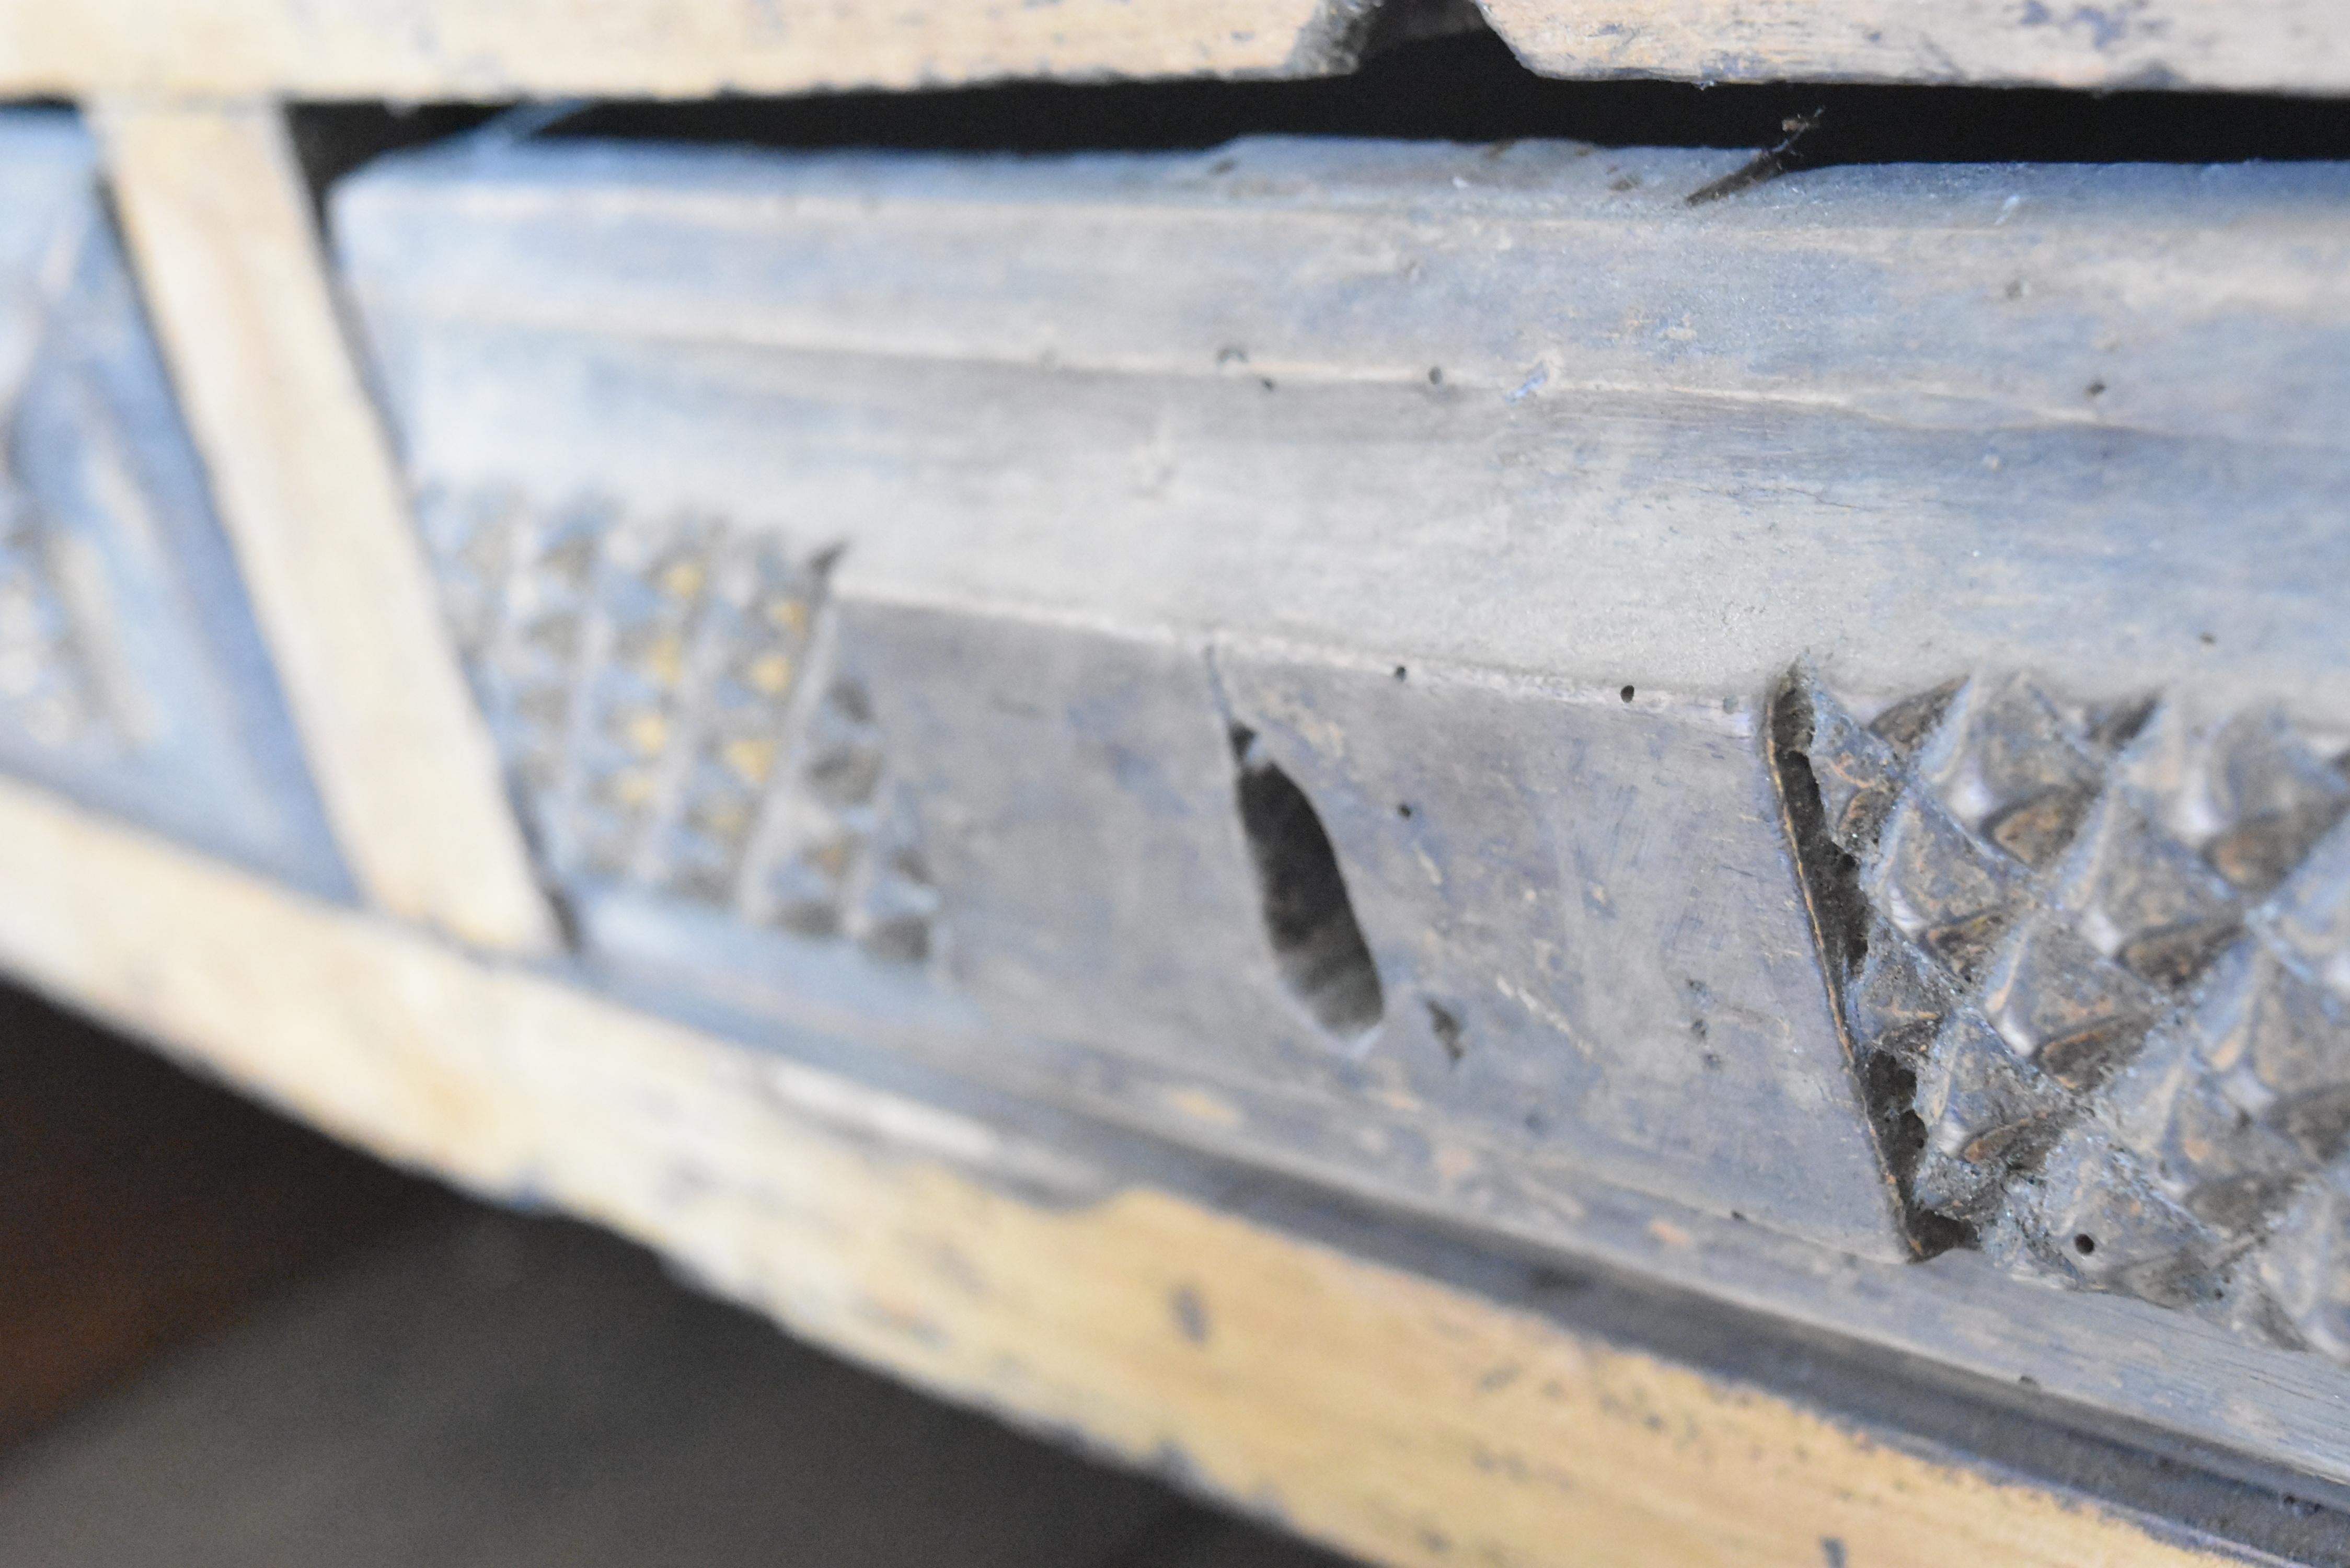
[1775,668,2350,1361]
[417,487,937,966]
[418,483,2350,1372]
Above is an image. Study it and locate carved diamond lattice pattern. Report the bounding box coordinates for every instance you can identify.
[1782,670,2350,1361]
[416,487,936,965]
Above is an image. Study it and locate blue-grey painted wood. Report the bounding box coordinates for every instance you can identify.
[334,132,2350,1481]
[0,111,345,899]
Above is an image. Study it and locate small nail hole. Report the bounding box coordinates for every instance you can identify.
[1426,999,1465,1064]
[1619,685,1635,704]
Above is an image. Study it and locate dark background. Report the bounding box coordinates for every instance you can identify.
[0,984,1354,1566]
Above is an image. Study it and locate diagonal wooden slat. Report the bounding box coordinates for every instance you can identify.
[93,99,559,954]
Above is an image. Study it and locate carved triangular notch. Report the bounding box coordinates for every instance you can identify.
[1768,673,1971,1258]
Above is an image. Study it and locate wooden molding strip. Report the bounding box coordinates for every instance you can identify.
[3,0,2348,97]
[5,1,1360,101]
[1476,0,2350,96]
[94,99,558,955]
[0,771,2250,1568]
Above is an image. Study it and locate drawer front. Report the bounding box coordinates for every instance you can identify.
[336,134,2350,1464]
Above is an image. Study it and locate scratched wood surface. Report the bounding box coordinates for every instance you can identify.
[2,0,2347,96]
[0,37,2335,1568]
[326,128,2350,1485]
[1476,0,2350,94]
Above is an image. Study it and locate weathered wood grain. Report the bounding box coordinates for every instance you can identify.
[327,133,2350,1477]
[95,101,557,954]
[1477,0,2350,94]
[337,138,2350,708]
[3,0,2347,96]
[0,772,2256,1568]
[5,1,1371,101]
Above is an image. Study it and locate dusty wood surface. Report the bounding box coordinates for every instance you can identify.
[1477,0,2350,94]
[0,773,2257,1568]
[328,131,2350,1481]
[17,64,2341,1568]
[340,139,2350,708]
[1,0,2347,96]
[95,101,557,954]
[7,1,1367,100]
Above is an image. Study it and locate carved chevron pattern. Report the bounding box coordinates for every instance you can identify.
[415,487,937,966]
[1776,668,2350,1361]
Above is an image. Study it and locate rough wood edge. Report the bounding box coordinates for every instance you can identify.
[0,771,2256,1568]
[5,1,1355,101]
[91,98,558,955]
[5,0,2349,97]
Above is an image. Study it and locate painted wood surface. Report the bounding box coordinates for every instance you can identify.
[6,1,1370,100]
[0,772,2253,1568]
[2,0,2347,96]
[0,72,2332,1568]
[96,101,557,954]
[336,137,2350,709]
[1477,0,2350,94]
[327,131,2350,1480]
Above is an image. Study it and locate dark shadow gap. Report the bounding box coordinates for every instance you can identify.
[286,103,505,225]
[522,30,2350,165]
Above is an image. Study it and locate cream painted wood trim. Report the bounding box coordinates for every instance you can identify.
[1474,0,2350,96]
[4,0,2347,98]
[93,99,558,955]
[3,1,1352,100]
[0,773,2241,1568]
